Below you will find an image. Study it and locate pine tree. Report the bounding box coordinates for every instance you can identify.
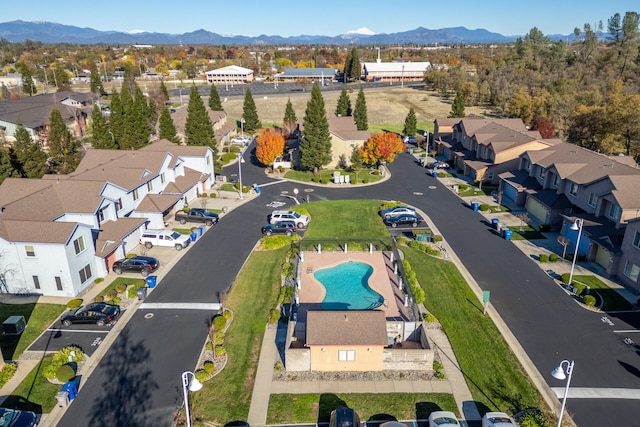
[47,109,80,174]
[353,88,368,130]
[208,84,223,111]
[242,89,260,132]
[108,90,124,147]
[449,91,466,118]
[16,63,36,96]
[335,88,352,117]
[344,48,361,81]
[159,106,180,143]
[283,98,297,135]
[89,64,104,94]
[403,108,418,136]
[185,84,216,149]
[13,121,46,178]
[350,146,363,172]
[90,104,115,149]
[0,148,19,184]
[159,80,169,105]
[299,82,332,174]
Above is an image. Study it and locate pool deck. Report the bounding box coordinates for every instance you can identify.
[298,251,409,321]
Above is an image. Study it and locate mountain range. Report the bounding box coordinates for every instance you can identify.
[0,20,571,45]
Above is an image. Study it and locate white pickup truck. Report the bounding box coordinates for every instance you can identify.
[140,229,190,251]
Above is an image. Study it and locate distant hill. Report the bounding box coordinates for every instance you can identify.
[0,20,528,45]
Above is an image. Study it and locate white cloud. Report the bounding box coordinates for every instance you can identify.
[346,27,375,35]
[124,29,147,34]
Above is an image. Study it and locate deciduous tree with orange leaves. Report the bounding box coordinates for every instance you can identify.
[256,129,285,167]
[360,132,405,166]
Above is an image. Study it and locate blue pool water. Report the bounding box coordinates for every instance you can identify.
[314,261,384,310]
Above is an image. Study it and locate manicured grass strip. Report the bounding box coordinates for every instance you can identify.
[0,303,66,360]
[506,226,547,240]
[573,275,633,311]
[402,246,543,414]
[97,277,146,297]
[303,200,389,240]
[284,169,383,183]
[3,355,60,413]
[267,393,458,424]
[188,247,288,425]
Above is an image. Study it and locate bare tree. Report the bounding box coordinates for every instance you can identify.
[557,235,570,259]
[516,212,531,232]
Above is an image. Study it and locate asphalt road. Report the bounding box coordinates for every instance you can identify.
[57,146,640,426]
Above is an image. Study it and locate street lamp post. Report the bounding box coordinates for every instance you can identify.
[181,371,203,427]
[567,218,584,287]
[237,152,245,200]
[551,359,575,427]
[240,117,246,141]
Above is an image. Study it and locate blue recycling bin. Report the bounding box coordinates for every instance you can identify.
[491,218,499,229]
[61,381,78,400]
[195,226,203,237]
[472,202,479,212]
[146,275,157,289]
[432,171,438,178]
[190,232,198,242]
[255,186,260,194]
[504,229,513,241]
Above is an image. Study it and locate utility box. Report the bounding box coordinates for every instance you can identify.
[3,315,26,335]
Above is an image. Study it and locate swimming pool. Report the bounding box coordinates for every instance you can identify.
[314,261,384,310]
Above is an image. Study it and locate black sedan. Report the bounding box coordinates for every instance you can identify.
[61,303,121,327]
[383,213,424,228]
[261,220,297,236]
[112,255,159,277]
[0,408,38,427]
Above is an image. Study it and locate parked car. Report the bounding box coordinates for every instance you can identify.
[403,135,416,143]
[269,210,310,228]
[140,229,190,251]
[0,407,38,427]
[482,412,516,427]
[430,161,450,170]
[379,205,416,219]
[61,302,121,327]
[175,208,219,226]
[380,422,406,427]
[112,255,159,277]
[261,220,297,236]
[383,213,423,228]
[329,408,360,427]
[428,411,460,427]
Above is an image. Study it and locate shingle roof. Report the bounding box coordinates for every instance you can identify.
[327,116,371,141]
[0,219,77,243]
[306,310,388,346]
[134,193,183,213]
[95,217,147,257]
[0,91,93,129]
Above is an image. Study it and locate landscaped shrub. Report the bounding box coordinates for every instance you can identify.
[539,254,549,263]
[205,341,213,351]
[396,235,409,246]
[321,178,329,184]
[583,295,596,306]
[203,360,215,373]
[93,295,104,303]
[518,409,553,427]
[94,278,104,284]
[106,289,117,298]
[432,360,444,371]
[282,262,295,278]
[0,363,17,388]
[215,345,227,356]
[425,313,437,323]
[426,247,441,257]
[56,364,76,383]
[277,285,293,305]
[362,178,369,184]
[67,299,83,308]
[194,369,209,382]
[561,273,571,285]
[549,253,559,262]
[215,331,225,345]
[459,184,469,192]
[43,346,83,380]
[260,234,301,250]
[223,309,232,320]
[210,193,217,198]
[201,193,208,198]
[268,308,281,324]
[115,283,127,293]
[412,285,426,304]
[479,204,490,212]
[432,235,443,242]
[109,297,121,305]
[312,176,321,183]
[213,315,226,331]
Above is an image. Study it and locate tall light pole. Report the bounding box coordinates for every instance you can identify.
[240,117,245,141]
[181,371,203,427]
[567,218,584,287]
[237,152,245,200]
[551,359,575,427]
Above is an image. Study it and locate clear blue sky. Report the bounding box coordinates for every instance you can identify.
[3,1,639,38]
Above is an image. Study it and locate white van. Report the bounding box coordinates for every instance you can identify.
[269,210,310,228]
[140,229,191,251]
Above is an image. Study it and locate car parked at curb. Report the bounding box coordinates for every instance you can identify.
[112,255,159,277]
[428,411,460,427]
[261,220,297,236]
[383,213,423,228]
[379,205,416,219]
[269,210,310,228]
[329,408,360,427]
[429,161,450,170]
[175,208,219,226]
[140,229,190,251]
[482,412,516,427]
[61,302,121,327]
[0,407,38,427]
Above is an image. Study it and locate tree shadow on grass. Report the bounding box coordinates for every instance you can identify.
[317,393,347,423]
[85,329,159,427]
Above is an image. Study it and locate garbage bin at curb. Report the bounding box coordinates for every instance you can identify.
[432,171,438,178]
[491,218,499,229]
[136,287,147,301]
[146,275,157,289]
[62,381,78,400]
[504,229,513,241]
[190,232,198,242]
[222,206,228,214]
[471,202,479,212]
[56,391,69,408]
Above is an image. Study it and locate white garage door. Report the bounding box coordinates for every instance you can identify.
[526,198,548,223]
[595,245,611,269]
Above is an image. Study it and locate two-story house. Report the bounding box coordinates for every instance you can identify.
[326,116,371,168]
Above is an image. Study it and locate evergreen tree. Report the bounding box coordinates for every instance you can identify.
[159,106,180,143]
[159,80,169,105]
[350,146,363,172]
[353,88,368,130]
[299,82,332,174]
[282,98,297,135]
[242,89,260,132]
[16,63,36,96]
[47,109,80,174]
[0,148,19,184]
[90,104,115,149]
[208,84,223,111]
[449,91,466,118]
[89,64,104,94]
[13,121,46,178]
[185,84,216,149]
[108,90,124,147]
[344,48,362,82]
[335,88,352,116]
[403,108,418,136]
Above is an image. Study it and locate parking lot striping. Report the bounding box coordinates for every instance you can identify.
[257,179,287,187]
[613,330,640,333]
[138,303,221,310]
[551,387,640,399]
[46,328,110,334]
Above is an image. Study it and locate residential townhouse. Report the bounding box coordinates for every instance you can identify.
[326,115,371,168]
[0,140,215,297]
[498,142,640,291]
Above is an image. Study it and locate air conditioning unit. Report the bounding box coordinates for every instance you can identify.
[3,315,26,335]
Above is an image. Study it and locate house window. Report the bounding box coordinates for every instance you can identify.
[79,264,92,284]
[161,173,166,184]
[147,181,153,191]
[206,156,210,165]
[133,188,139,201]
[569,183,578,197]
[73,236,86,255]
[25,245,35,257]
[487,172,494,180]
[588,193,598,208]
[633,231,640,249]
[624,261,640,282]
[33,276,40,289]
[115,198,123,211]
[609,204,621,220]
[97,208,106,223]
[538,168,546,179]
[552,174,560,187]
[55,277,63,291]
[338,350,356,361]
[522,158,530,171]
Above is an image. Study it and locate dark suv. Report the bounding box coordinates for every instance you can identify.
[112,255,159,277]
[261,220,297,236]
[330,408,360,427]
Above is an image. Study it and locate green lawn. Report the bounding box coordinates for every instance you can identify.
[302,200,389,239]
[573,275,634,311]
[402,246,543,414]
[506,226,547,240]
[267,393,458,424]
[2,356,60,413]
[284,168,383,184]
[0,303,66,360]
